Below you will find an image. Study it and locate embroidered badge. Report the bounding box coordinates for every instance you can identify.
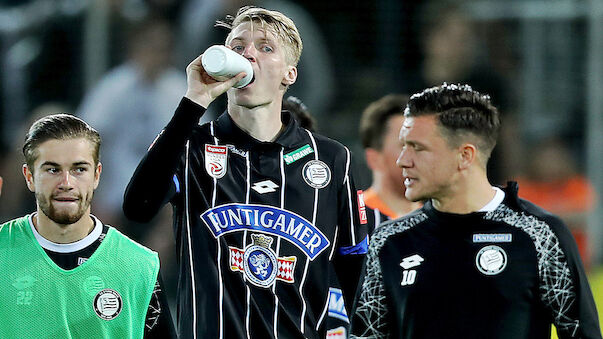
[328,288,349,323]
[284,144,314,165]
[227,144,248,157]
[229,234,297,288]
[475,245,507,275]
[202,204,330,260]
[302,160,331,189]
[472,233,512,243]
[205,144,228,179]
[93,289,122,320]
[326,326,347,339]
[357,190,368,224]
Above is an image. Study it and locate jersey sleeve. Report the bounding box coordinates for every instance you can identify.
[350,228,389,339]
[144,272,177,339]
[332,146,369,313]
[539,213,602,339]
[123,97,206,223]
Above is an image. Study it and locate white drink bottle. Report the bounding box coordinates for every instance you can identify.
[201,45,254,88]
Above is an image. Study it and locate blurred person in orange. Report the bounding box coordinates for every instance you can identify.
[516,137,596,270]
[359,94,421,221]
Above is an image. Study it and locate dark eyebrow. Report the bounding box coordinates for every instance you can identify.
[40,161,61,168]
[40,161,92,168]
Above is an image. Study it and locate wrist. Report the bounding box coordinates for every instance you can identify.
[184,92,211,109]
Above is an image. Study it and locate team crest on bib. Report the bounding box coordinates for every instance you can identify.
[229,234,297,288]
[475,245,507,275]
[302,160,331,189]
[93,288,122,320]
[205,144,228,179]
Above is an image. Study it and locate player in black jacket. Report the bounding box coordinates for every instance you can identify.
[123,6,367,339]
[351,83,601,339]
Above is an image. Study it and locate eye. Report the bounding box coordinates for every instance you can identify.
[47,168,59,174]
[261,45,273,53]
[73,167,88,174]
[231,45,244,53]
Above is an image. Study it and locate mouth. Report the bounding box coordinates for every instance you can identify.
[403,176,417,187]
[53,196,79,203]
[239,75,255,89]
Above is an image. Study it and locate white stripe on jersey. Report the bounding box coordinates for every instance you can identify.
[184,141,198,339]
[210,123,224,339]
[343,146,356,245]
[329,226,339,261]
[299,130,320,333]
[245,152,252,339]
[315,290,330,330]
[271,147,286,339]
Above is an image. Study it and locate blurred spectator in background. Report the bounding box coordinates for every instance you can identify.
[282,95,316,131]
[517,137,597,270]
[359,94,421,220]
[404,0,519,185]
[77,16,186,228]
[178,0,334,120]
[0,102,70,221]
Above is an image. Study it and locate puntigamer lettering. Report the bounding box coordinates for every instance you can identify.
[201,204,329,260]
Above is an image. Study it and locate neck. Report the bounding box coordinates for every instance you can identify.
[431,170,495,214]
[228,102,283,142]
[33,210,94,244]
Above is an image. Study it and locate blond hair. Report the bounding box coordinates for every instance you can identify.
[217,6,303,66]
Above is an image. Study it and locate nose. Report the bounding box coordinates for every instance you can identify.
[396,148,411,169]
[242,44,256,62]
[57,172,74,190]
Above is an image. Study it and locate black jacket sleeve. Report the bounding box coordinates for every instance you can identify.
[123,97,206,223]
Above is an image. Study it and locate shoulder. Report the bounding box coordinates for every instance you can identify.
[106,226,159,260]
[369,209,429,254]
[0,215,29,233]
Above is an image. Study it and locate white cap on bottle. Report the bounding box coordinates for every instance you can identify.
[201,45,254,88]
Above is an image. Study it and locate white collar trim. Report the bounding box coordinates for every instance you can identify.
[478,187,505,212]
[28,214,103,253]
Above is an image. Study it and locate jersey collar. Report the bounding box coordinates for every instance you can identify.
[214,110,306,149]
[28,214,103,253]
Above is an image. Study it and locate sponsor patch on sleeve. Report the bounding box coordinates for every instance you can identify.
[357,190,368,224]
[328,288,349,323]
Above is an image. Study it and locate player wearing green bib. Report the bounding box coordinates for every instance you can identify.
[0,114,175,338]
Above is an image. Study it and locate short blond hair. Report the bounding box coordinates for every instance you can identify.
[217,6,303,66]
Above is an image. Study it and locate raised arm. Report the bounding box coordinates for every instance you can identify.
[122,54,248,222]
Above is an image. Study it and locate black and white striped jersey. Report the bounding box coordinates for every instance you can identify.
[124,98,368,339]
[351,182,601,339]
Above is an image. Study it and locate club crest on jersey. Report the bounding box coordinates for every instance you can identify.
[202,203,330,259]
[93,288,122,320]
[302,160,331,189]
[475,245,507,275]
[229,234,297,288]
[205,144,228,179]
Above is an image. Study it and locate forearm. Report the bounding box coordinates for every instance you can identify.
[123,97,205,222]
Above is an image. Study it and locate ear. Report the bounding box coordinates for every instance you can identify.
[282,65,297,86]
[23,164,35,192]
[93,162,102,190]
[365,148,383,172]
[458,143,477,170]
